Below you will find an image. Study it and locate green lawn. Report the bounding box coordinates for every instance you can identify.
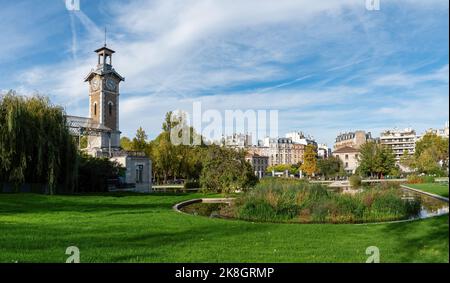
[0,193,448,263]
[406,183,449,198]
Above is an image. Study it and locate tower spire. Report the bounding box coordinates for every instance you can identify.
[104,27,107,47]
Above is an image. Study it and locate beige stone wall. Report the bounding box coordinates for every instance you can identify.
[90,91,100,122]
[334,152,359,174]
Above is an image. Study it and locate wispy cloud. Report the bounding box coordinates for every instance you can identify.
[0,0,448,146]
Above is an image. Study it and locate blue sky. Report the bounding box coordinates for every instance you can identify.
[0,0,448,146]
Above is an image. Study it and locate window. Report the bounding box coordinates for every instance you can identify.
[136,165,144,184]
[94,103,97,116]
[345,162,348,168]
[345,154,349,160]
[108,101,114,116]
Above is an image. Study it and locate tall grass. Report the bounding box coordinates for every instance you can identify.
[233,179,421,223]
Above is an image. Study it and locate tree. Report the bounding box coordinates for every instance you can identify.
[300,144,317,177]
[200,146,258,194]
[357,141,396,178]
[416,147,442,174]
[120,137,133,151]
[151,131,174,184]
[373,146,396,178]
[131,127,148,152]
[357,141,377,177]
[148,111,208,184]
[0,91,77,194]
[317,156,344,179]
[415,133,448,161]
[414,133,449,174]
[399,149,414,170]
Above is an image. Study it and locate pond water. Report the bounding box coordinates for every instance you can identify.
[180,202,230,218]
[179,187,449,222]
[400,188,449,219]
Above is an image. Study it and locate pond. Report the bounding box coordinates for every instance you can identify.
[178,187,449,223]
[179,202,230,218]
[400,188,449,219]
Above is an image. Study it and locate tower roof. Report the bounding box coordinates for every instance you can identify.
[94,45,115,54]
[84,68,125,82]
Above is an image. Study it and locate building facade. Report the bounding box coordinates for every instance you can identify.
[332,146,359,174]
[317,143,331,159]
[380,128,416,161]
[334,130,372,150]
[245,153,269,178]
[222,133,252,148]
[423,122,450,139]
[285,131,317,148]
[249,137,305,166]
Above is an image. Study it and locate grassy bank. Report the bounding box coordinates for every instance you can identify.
[406,183,449,198]
[0,193,448,263]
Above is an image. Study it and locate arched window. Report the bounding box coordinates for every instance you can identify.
[108,101,114,116]
[94,103,97,116]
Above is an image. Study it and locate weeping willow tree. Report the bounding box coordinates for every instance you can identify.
[0,91,78,194]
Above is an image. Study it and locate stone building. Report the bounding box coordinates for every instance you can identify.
[334,130,372,150]
[245,153,269,179]
[67,44,152,192]
[332,146,359,174]
[248,137,305,166]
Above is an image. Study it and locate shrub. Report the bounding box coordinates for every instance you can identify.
[407,174,423,184]
[76,154,123,193]
[184,180,200,189]
[349,175,362,188]
[421,175,435,183]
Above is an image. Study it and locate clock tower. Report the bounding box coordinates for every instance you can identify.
[85,44,124,152]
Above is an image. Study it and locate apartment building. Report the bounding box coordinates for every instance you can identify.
[423,121,449,139]
[222,133,252,148]
[317,144,331,159]
[285,131,318,148]
[249,137,305,166]
[380,128,416,161]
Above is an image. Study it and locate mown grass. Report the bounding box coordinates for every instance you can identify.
[0,193,448,263]
[407,183,449,198]
[232,179,421,223]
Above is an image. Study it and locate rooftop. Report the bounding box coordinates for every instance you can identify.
[332,146,359,154]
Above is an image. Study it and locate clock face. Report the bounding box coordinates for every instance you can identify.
[91,78,100,91]
[106,78,116,91]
